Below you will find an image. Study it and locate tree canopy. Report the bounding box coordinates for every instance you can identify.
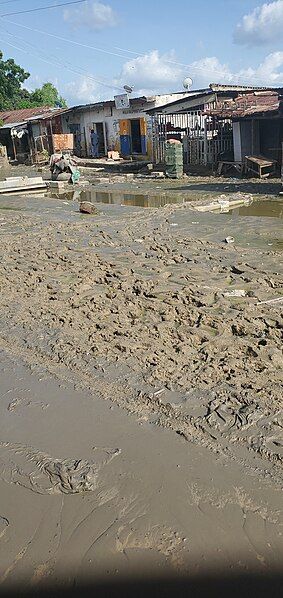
[28,83,67,109]
[0,51,30,110]
[0,51,67,111]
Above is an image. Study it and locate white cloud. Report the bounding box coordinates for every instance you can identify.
[116,50,184,94]
[234,1,283,45]
[188,57,234,87]
[249,51,283,83]
[24,74,42,92]
[64,51,283,106]
[64,1,118,30]
[115,50,283,96]
[66,76,111,105]
[186,53,283,88]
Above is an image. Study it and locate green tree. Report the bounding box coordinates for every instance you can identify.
[0,51,67,111]
[29,83,67,108]
[0,51,30,110]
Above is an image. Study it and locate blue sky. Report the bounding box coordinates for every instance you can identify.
[0,0,283,105]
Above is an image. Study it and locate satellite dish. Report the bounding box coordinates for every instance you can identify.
[183,77,193,90]
[124,85,133,94]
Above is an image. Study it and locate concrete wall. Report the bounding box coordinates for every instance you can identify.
[63,104,151,158]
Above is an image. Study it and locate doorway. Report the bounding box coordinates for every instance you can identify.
[95,122,106,156]
[130,119,142,154]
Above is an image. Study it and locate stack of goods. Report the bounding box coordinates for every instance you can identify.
[165,139,183,179]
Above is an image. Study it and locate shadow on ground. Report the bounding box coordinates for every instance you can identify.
[0,573,283,598]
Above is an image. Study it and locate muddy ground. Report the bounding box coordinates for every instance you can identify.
[0,165,282,589]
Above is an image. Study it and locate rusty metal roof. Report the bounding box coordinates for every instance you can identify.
[205,91,281,118]
[0,106,52,124]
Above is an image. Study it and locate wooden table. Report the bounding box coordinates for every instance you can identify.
[245,155,277,179]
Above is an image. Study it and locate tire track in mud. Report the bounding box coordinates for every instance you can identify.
[0,439,120,495]
[0,334,282,490]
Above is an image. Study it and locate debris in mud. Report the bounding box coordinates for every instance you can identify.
[0,440,121,494]
[47,181,66,191]
[107,150,120,161]
[0,176,47,194]
[194,193,252,214]
[79,201,97,214]
[0,515,9,539]
[223,290,246,298]
[257,297,283,306]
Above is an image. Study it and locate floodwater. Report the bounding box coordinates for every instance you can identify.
[50,187,283,219]
[2,187,283,218]
[80,189,187,208]
[0,184,282,252]
[234,199,283,219]
[76,189,283,218]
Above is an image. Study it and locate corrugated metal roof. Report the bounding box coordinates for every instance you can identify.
[209,83,283,92]
[146,90,213,114]
[27,107,70,122]
[0,106,52,125]
[69,93,194,113]
[0,121,26,129]
[70,96,149,112]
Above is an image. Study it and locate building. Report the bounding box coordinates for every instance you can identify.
[27,108,71,162]
[61,92,193,160]
[2,85,282,170]
[146,84,283,167]
[0,106,69,163]
[0,107,52,162]
[0,93,194,163]
[207,90,283,167]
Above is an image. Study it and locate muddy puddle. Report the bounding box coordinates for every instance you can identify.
[0,185,282,252]
[233,198,283,219]
[45,187,283,251]
[48,188,283,218]
[1,352,282,588]
[78,189,187,208]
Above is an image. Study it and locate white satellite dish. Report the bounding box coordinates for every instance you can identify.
[124,85,133,94]
[183,77,193,90]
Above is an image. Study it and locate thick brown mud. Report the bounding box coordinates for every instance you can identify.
[0,173,282,587]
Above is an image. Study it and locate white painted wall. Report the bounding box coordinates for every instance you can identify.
[62,92,192,158]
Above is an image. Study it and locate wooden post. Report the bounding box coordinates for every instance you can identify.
[204,116,208,166]
[251,119,255,155]
[50,119,55,154]
[11,131,17,161]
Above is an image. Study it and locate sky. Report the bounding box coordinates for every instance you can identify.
[0,0,283,106]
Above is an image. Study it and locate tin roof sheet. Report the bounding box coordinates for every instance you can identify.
[0,106,52,125]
